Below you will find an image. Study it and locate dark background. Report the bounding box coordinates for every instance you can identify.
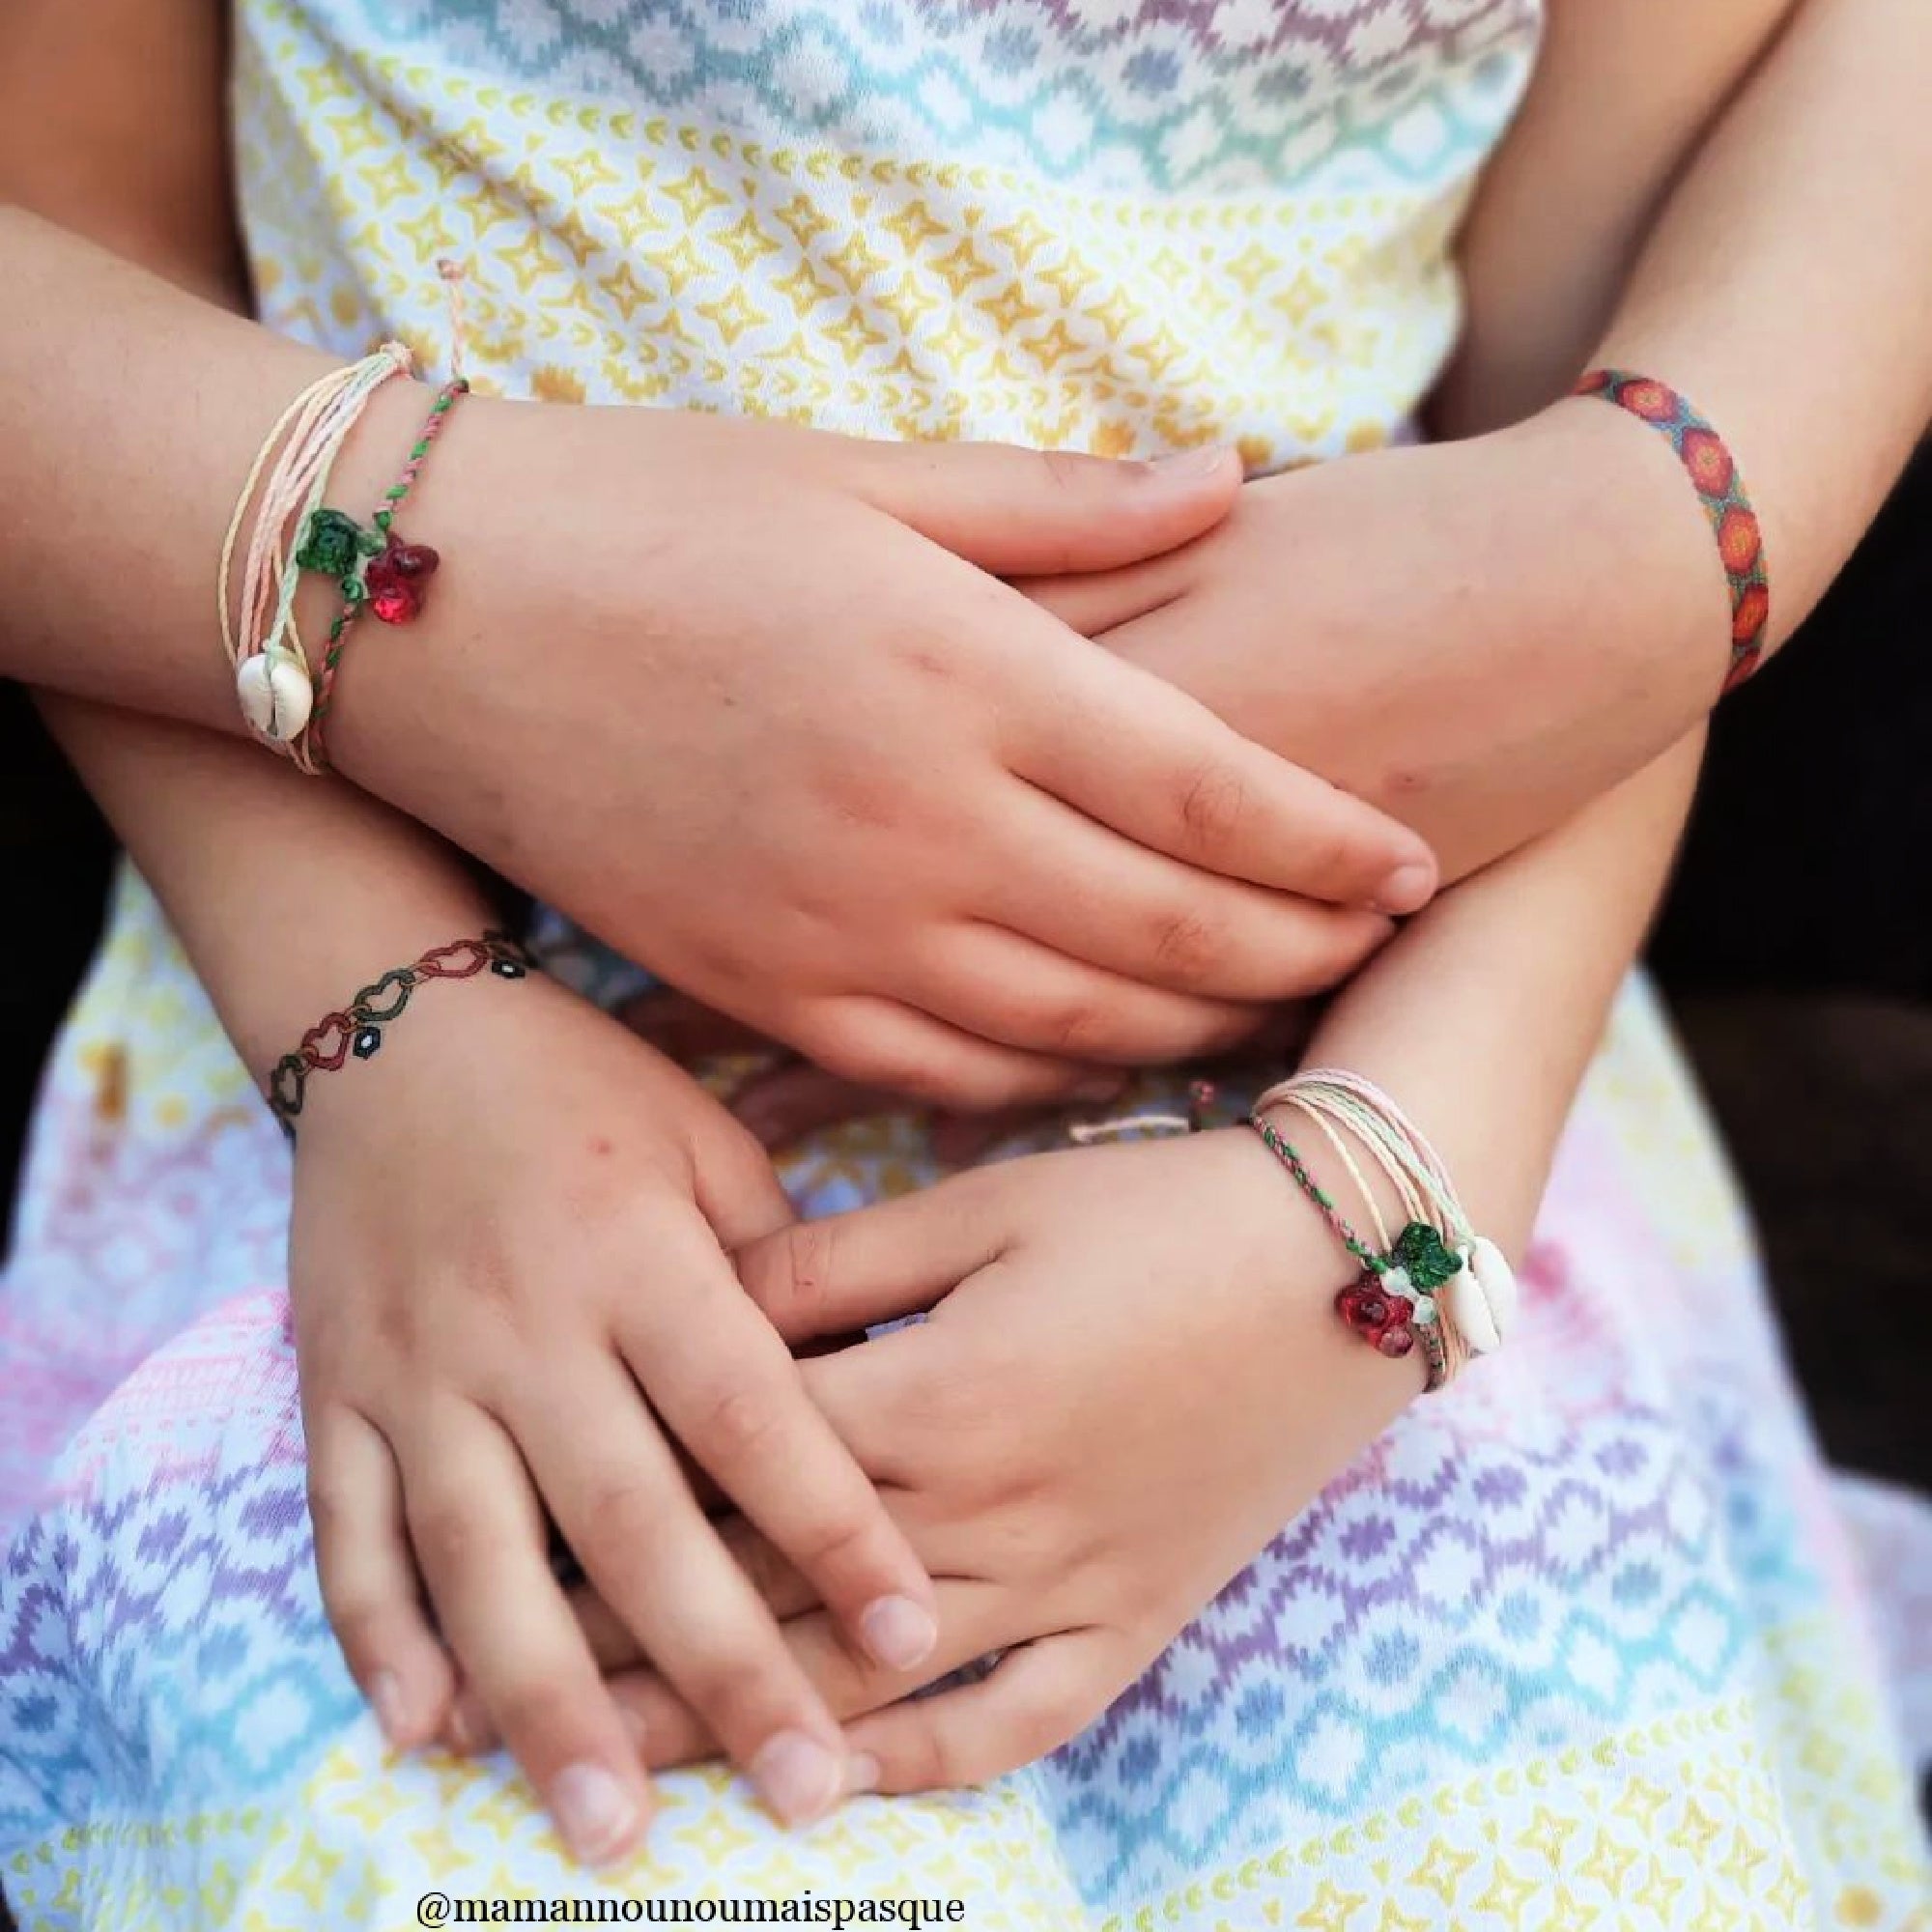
[0,454,1927,1911]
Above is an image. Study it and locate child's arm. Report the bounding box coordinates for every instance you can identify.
[1443,0,1932,634]
[40,696,949,1852]
[1057,0,1929,884]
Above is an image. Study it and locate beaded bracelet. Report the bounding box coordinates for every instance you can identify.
[1572,370,1770,693]
[266,929,532,1140]
[1248,1070,1518,1391]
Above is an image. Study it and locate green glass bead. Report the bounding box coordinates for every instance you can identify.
[373,510,392,531]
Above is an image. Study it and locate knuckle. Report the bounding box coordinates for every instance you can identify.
[577,1468,666,1550]
[760,1218,838,1332]
[1174,757,1248,852]
[1034,997,1109,1060]
[412,1497,492,1577]
[691,1375,787,1468]
[1148,907,1223,987]
[787,1508,877,1583]
[323,1598,391,1670]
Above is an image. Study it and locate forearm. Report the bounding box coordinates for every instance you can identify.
[0,212,443,723]
[40,698,498,1081]
[1302,730,1704,1255]
[1448,0,1932,658]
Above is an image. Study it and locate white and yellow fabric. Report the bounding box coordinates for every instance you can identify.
[3,4,1929,1926]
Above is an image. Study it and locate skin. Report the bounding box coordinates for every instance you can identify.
[3,0,1918,1858]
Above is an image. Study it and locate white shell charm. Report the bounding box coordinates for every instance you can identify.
[1446,1237,1519,1355]
[236,650,314,743]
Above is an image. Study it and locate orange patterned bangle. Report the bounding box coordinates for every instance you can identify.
[1574,370,1770,693]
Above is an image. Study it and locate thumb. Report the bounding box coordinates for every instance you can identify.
[847,438,1240,577]
[734,1176,1002,1343]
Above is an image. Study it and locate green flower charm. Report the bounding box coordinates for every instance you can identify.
[294,507,387,601]
[294,507,367,578]
[1390,1221,1463,1293]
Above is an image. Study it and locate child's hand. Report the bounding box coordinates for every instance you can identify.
[1026,410,1724,884]
[565,1133,1419,1792]
[339,407,1434,1113]
[289,973,937,1860]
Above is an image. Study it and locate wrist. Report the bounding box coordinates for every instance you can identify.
[1495,396,1735,723]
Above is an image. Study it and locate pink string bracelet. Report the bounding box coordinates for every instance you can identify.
[219,262,472,774]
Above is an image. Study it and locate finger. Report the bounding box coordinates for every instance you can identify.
[511,1344,856,1828]
[735,1174,1008,1344]
[846,439,1241,577]
[618,1233,942,1680]
[901,922,1268,1065]
[1005,644,1435,913]
[610,1588,1015,1768]
[982,797,1396,1001]
[1016,546,1196,637]
[617,989,778,1061]
[573,1520,818,1674]
[841,1635,1107,1793]
[400,1405,651,1865]
[797,996,1126,1114]
[729,1061,904,1151]
[307,1404,455,1752]
[688,1115,798,1250]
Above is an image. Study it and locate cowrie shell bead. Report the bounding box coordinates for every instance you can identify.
[1469,1236,1519,1333]
[1445,1267,1500,1354]
[237,652,314,742]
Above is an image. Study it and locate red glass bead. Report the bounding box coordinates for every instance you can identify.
[369,582,421,624]
[391,543,440,579]
[1376,1325,1416,1359]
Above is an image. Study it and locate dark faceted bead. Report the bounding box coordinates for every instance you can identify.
[352,1027,384,1060]
[491,959,526,978]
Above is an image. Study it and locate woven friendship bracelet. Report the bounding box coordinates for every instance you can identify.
[266,929,532,1140]
[1572,369,1770,693]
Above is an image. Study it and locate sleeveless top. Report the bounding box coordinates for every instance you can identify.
[231,0,1541,465]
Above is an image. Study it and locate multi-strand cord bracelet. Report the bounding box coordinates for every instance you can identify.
[220,263,470,775]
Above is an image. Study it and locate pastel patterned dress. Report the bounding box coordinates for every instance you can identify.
[4,3,1931,1926]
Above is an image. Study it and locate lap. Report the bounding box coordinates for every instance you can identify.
[3,878,1926,1927]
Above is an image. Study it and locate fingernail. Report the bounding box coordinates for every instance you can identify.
[860,1594,938,1672]
[368,1670,406,1747]
[845,1752,881,1795]
[1149,445,1232,479]
[752,1730,843,1827]
[1372,861,1435,917]
[550,1761,641,1866]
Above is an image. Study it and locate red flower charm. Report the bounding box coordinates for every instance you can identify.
[363,531,440,625]
[1336,1274,1416,1357]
